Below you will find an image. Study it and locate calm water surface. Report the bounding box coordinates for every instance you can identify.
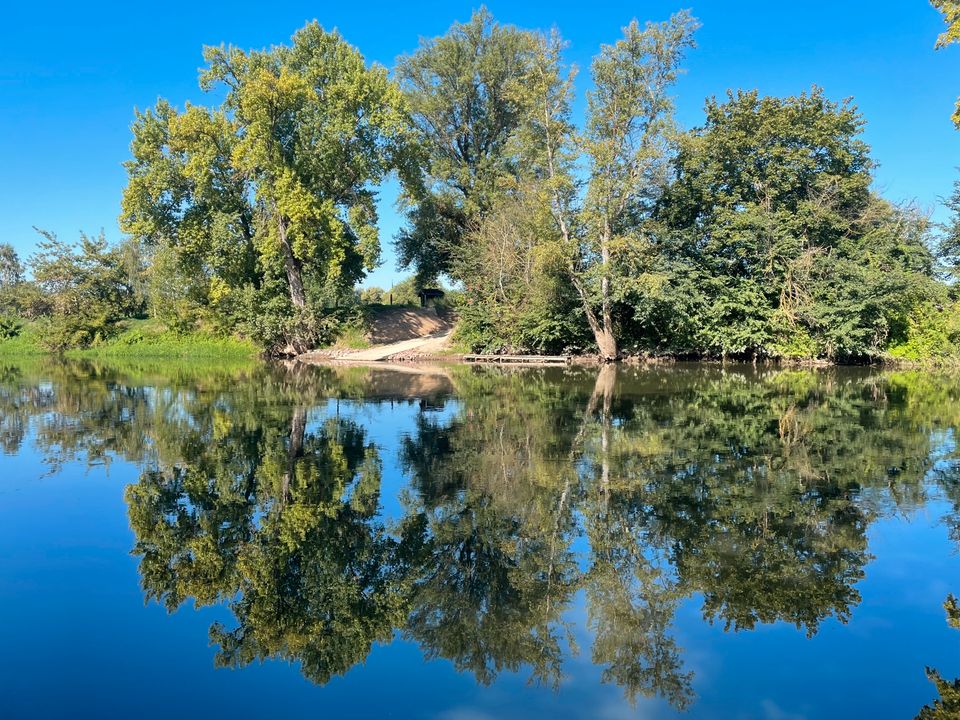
[1,359,958,718]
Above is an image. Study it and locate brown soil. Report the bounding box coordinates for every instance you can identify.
[367,307,455,344]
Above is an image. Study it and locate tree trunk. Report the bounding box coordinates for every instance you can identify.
[595,326,618,362]
[278,216,306,309]
[598,225,617,362]
[570,272,619,362]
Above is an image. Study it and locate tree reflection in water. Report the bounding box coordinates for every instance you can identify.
[3,358,960,710]
[915,595,960,719]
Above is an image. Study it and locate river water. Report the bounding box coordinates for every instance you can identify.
[1,359,957,718]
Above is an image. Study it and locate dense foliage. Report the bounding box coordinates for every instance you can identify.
[648,90,943,360]
[394,8,540,286]
[0,231,147,351]
[120,22,413,354]
[447,14,959,360]
[1,7,958,361]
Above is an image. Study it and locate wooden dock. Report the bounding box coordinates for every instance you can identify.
[464,354,570,365]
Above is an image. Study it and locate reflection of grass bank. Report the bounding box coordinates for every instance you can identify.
[0,355,264,390]
[0,319,259,360]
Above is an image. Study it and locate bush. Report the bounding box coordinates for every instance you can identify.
[235,282,368,356]
[294,306,367,351]
[0,315,22,340]
[888,302,960,361]
[38,314,119,353]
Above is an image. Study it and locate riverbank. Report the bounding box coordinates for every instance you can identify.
[3,316,958,369]
[0,319,259,361]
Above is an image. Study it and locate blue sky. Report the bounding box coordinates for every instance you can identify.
[1,1,958,289]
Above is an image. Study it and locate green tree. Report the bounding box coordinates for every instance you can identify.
[453,194,589,353]
[0,243,29,322]
[358,286,385,304]
[941,179,960,281]
[387,276,422,306]
[29,229,145,349]
[524,13,699,360]
[654,89,938,359]
[122,22,411,351]
[121,99,257,327]
[0,244,23,287]
[395,8,539,284]
[201,24,408,308]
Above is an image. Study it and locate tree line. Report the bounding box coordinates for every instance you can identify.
[1,4,959,360]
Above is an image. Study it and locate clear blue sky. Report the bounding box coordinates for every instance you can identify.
[2,1,958,289]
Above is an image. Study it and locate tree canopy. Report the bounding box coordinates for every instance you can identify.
[394,8,540,285]
[651,88,939,359]
[121,22,412,352]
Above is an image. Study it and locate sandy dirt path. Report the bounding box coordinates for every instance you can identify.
[297,307,456,362]
[334,328,454,361]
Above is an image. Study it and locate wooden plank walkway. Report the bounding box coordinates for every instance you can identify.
[464,354,570,365]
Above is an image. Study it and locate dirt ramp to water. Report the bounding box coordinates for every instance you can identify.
[367,307,454,344]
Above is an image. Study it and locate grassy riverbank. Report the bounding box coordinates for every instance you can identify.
[0,319,259,360]
[3,314,957,368]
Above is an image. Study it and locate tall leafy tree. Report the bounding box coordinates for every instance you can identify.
[531,13,699,360]
[201,24,409,308]
[122,23,410,349]
[654,89,938,359]
[121,100,258,315]
[395,8,538,284]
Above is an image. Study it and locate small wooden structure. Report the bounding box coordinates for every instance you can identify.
[418,288,445,308]
[464,354,570,365]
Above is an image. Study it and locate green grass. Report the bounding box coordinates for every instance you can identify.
[0,322,46,356]
[332,324,371,350]
[0,318,259,360]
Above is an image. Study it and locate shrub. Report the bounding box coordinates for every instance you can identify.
[888,302,960,361]
[0,315,22,340]
[38,314,119,353]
